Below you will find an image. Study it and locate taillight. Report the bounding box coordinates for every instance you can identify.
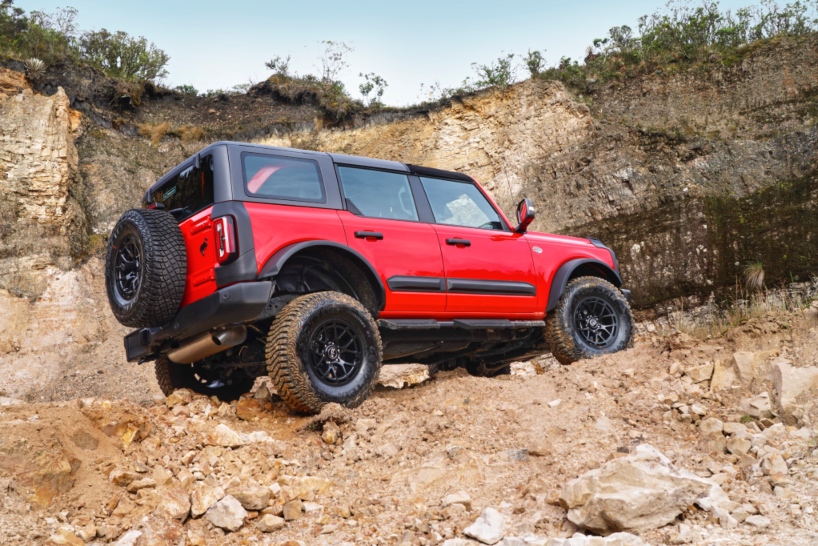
[213,216,237,265]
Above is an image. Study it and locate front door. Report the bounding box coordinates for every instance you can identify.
[418,176,538,315]
[337,166,446,315]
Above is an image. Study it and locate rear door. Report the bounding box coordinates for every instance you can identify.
[336,166,446,314]
[418,176,538,315]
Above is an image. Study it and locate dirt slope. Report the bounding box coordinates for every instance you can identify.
[3,307,818,545]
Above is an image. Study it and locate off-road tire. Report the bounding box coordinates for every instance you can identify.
[155,356,255,402]
[105,209,186,328]
[266,291,382,413]
[545,276,633,365]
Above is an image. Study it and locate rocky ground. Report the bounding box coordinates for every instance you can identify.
[3,305,818,545]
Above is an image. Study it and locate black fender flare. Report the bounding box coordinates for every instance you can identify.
[546,258,622,312]
[258,240,386,311]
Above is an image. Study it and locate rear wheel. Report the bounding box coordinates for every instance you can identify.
[155,356,256,402]
[105,209,186,328]
[266,291,382,413]
[545,276,633,365]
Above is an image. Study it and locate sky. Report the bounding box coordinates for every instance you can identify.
[17,0,756,106]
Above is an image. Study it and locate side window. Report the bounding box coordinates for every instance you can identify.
[337,166,419,221]
[243,153,325,202]
[151,154,215,220]
[420,177,504,230]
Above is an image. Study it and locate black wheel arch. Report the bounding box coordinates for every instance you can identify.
[546,258,622,312]
[258,241,386,312]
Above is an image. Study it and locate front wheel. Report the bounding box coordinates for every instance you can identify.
[545,276,633,365]
[266,291,382,414]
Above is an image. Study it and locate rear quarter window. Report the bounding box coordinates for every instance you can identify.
[151,155,215,220]
[243,153,325,203]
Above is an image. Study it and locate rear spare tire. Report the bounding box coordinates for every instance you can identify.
[545,276,633,365]
[266,291,382,413]
[105,209,187,328]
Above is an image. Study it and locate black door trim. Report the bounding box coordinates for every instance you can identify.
[447,278,536,295]
[387,276,445,292]
[387,275,535,296]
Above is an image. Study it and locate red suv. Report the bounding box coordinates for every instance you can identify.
[106,142,632,413]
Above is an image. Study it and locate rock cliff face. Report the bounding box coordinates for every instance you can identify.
[0,36,817,400]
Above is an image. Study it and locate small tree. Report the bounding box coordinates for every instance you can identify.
[77,28,169,81]
[359,72,387,106]
[264,54,291,77]
[472,52,517,89]
[318,40,352,84]
[523,49,545,77]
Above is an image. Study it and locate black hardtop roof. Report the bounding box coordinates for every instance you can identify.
[149,140,474,194]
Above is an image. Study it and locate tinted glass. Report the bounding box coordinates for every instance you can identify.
[243,153,325,202]
[420,177,504,230]
[338,166,418,221]
[151,154,214,220]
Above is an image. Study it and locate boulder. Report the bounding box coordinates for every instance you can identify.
[258,514,286,532]
[190,484,225,517]
[227,480,271,510]
[733,351,777,383]
[205,495,247,532]
[710,360,735,391]
[771,361,818,424]
[443,490,473,510]
[464,507,505,545]
[684,364,713,383]
[740,393,772,418]
[158,486,191,520]
[283,499,303,521]
[559,444,729,534]
[698,418,724,436]
[204,424,244,447]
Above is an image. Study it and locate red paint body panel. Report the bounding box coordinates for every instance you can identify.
[432,225,539,314]
[338,211,446,313]
[179,207,218,306]
[244,202,347,271]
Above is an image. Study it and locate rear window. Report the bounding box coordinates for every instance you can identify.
[150,154,214,220]
[243,153,325,202]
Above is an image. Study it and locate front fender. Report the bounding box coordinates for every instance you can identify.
[546,258,623,312]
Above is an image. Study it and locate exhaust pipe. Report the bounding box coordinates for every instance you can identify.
[167,326,247,364]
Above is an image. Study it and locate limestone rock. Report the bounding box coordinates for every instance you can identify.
[258,514,286,532]
[125,477,156,493]
[191,484,225,517]
[684,364,713,383]
[109,468,139,486]
[464,507,505,545]
[45,528,84,546]
[204,424,244,447]
[733,351,776,382]
[740,392,772,418]
[114,530,143,546]
[559,444,729,534]
[205,495,247,532]
[236,397,266,421]
[710,359,735,390]
[166,389,192,407]
[723,422,749,436]
[726,437,752,455]
[283,499,303,521]
[745,515,771,528]
[443,490,473,510]
[699,417,723,435]
[545,532,645,545]
[771,361,818,424]
[227,480,271,510]
[159,486,191,520]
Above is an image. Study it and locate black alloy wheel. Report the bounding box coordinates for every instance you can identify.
[307,319,364,387]
[113,233,142,304]
[573,296,620,350]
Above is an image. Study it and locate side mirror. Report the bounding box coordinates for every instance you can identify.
[515,198,535,233]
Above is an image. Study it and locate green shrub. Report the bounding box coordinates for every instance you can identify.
[77,29,169,81]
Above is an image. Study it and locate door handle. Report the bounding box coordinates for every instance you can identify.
[446,238,471,247]
[355,231,384,240]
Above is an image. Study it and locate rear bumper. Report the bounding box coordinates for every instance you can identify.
[124,281,273,362]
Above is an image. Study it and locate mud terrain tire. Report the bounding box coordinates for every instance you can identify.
[545,276,633,365]
[105,209,186,328]
[266,291,382,413]
[155,356,255,402]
